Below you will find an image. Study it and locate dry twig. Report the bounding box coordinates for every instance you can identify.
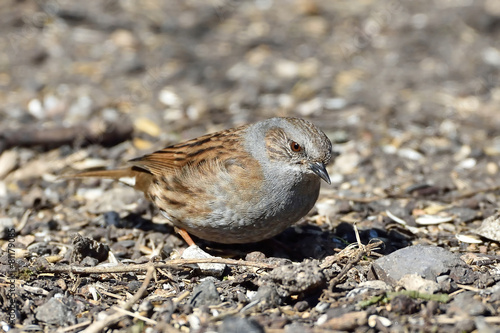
[324,240,383,295]
[40,257,275,275]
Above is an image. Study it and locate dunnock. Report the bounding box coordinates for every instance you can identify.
[72,117,333,244]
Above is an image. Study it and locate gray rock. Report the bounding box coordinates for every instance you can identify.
[482,281,500,302]
[372,245,465,287]
[448,291,487,316]
[444,207,478,224]
[80,256,99,267]
[398,274,440,294]
[71,234,109,263]
[253,284,281,311]
[475,213,500,242]
[189,278,221,308]
[285,322,313,333]
[219,317,264,333]
[103,211,122,227]
[259,260,325,297]
[35,296,76,326]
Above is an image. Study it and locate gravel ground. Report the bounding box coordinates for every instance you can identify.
[1,0,500,332]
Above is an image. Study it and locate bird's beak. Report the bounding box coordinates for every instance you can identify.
[309,162,331,184]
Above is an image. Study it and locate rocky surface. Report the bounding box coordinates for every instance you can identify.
[1,0,500,332]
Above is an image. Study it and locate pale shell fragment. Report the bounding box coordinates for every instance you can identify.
[385,210,406,225]
[0,150,18,178]
[89,285,99,301]
[455,234,483,244]
[71,158,109,170]
[368,315,392,328]
[385,210,420,234]
[415,214,453,225]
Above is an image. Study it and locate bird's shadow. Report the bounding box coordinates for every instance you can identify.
[200,226,341,262]
[118,213,410,261]
[198,222,410,261]
[118,213,337,260]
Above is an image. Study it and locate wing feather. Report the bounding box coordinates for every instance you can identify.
[128,126,247,176]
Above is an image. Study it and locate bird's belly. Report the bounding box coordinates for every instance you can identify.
[179,214,293,244]
[155,172,321,244]
[168,185,320,244]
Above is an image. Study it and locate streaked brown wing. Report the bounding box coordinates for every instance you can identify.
[128,125,248,176]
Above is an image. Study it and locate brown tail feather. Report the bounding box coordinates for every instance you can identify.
[63,167,153,193]
[65,168,134,180]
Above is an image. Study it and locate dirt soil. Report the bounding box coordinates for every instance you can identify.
[1,0,500,332]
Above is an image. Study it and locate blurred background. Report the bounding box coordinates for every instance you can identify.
[1,0,500,200]
[2,2,500,330]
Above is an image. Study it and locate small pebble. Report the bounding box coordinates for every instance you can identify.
[181,245,226,276]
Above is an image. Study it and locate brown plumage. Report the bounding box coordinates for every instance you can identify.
[69,117,333,244]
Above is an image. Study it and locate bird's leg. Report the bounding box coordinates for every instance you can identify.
[174,227,196,246]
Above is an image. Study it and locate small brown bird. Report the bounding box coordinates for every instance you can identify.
[71,117,333,244]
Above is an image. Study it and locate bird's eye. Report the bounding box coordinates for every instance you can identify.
[290,141,302,152]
